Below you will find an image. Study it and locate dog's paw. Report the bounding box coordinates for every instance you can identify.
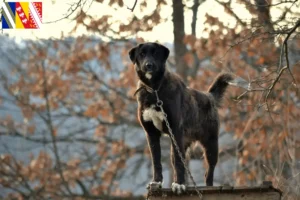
[146,181,162,190]
[172,182,186,195]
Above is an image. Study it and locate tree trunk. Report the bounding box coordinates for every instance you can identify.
[255,0,274,33]
[189,0,204,78]
[172,0,188,80]
[191,0,200,36]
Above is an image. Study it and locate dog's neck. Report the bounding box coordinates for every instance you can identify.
[138,68,166,91]
[135,70,168,96]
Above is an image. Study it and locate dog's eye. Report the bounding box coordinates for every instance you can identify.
[140,53,145,57]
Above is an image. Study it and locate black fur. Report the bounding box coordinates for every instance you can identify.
[208,73,233,107]
[129,42,233,187]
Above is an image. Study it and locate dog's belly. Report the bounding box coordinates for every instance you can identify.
[142,105,165,132]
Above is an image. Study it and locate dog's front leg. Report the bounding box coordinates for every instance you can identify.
[170,131,186,195]
[143,122,163,189]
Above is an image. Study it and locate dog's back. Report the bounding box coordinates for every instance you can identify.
[170,73,233,139]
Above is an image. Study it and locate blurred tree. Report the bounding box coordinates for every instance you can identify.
[0,0,299,199]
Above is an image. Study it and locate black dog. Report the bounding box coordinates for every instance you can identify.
[129,42,233,194]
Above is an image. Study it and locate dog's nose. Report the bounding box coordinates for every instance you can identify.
[145,62,153,70]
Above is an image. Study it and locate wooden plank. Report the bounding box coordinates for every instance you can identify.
[147,185,282,200]
[148,192,280,200]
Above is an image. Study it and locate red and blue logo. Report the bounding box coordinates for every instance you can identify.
[1,2,42,29]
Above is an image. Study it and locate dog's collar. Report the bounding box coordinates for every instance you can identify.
[134,78,164,96]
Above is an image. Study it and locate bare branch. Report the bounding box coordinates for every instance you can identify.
[265,19,300,101]
[243,0,298,8]
[40,61,73,195]
[44,0,83,24]
[127,0,138,12]
[215,0,247,27]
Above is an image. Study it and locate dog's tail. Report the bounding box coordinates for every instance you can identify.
[208,73,233,107]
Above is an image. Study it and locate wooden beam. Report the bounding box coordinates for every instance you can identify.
[147,183,281,200]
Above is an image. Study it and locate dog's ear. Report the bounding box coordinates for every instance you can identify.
[129,44,143,64]
[129,46,137,64]
[159,44,170,62]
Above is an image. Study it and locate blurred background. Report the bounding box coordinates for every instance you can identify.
[0,0,299,199]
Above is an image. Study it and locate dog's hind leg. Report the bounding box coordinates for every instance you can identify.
[203,137,218,186]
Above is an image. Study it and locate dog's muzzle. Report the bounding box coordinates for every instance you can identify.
[145,62,154,72]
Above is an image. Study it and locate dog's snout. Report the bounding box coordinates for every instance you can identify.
[145,62,153,70]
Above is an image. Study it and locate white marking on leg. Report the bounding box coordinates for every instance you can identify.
[172,182,186,195]
[147,181,163,189]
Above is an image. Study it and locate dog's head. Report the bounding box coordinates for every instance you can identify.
[129,43,169,81]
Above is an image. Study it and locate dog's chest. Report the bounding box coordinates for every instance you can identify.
[138,91,166,132]
[142,105,165,131]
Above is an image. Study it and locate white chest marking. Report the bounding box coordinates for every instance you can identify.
[145,73,152,79]
[142,105,165,131]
